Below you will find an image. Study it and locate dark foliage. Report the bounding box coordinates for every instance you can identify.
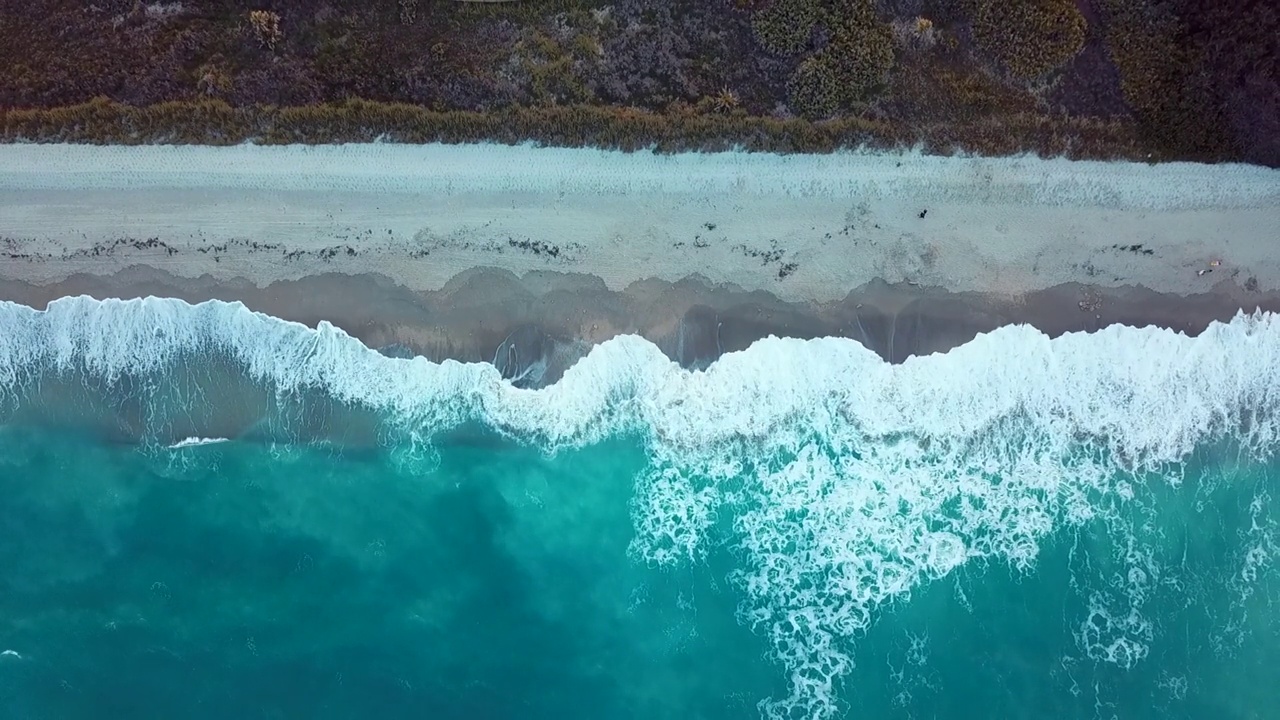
[1099,0,1232,160]
[1044,33,1132,119]
[2,97,1144,161]
[753,0,820,56]
[787,54,843,119]
[749,0,895,118]
[583,0,789,113]
[971,0,1087,78]
[0,0,1273,165]
[1176,0,1280,165]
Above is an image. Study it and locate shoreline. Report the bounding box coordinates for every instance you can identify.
[4,266,1278,386]
[2,143,1279,384]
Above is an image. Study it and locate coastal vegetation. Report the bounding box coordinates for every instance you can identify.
[970,0,1087,79]
[1,97,1144,158]
[0,0,1274,165]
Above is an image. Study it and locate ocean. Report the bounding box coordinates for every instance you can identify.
[1,296,1277,719]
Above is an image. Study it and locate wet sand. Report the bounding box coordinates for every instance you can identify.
[2,265,1277,389]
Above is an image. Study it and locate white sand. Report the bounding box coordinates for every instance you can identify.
[1,144,1278,302]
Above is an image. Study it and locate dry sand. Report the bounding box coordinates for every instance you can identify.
[2,143,1279,380]
[2,144,1278,301]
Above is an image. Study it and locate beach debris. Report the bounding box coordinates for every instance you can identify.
[918,209,928,219]
[508,238,562,258]
[1195,259,1222,277]
[1078,291,1102,313]
[1111,243,1154,256]
[734,244,784,265]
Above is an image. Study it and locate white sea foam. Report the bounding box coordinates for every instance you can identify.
[168,437,231,448]
[2,296,1279,719]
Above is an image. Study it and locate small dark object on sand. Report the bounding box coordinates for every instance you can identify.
[918,209,928,219]
[1197,268,1213,276]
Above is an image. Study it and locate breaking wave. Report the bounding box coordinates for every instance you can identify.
[2,296,1279,719]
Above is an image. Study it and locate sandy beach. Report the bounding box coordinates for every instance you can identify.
[2,144,1279,382]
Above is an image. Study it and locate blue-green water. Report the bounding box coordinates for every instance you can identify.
[1,297,1278,719]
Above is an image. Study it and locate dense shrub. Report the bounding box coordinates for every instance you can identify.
[1099,0,1230,160]
[971,0,1087,78]
[588,1,698,105]
[787,43,893,118]
[1174,0,1280,165]
[744,0,896,118]
[825,2,895,100]
[752,0,821,56]
[883,54,1040,125]
[586,0,771,110]
[786,53,843,118]
[0,97,1143,161]
[0,0,1267,165]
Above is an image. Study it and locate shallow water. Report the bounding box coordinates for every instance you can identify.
[1,298,1278,719]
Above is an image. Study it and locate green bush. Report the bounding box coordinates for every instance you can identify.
[787,53,843,118]
[783,1,894,118]
[972,0,1087,78]
[752,0,821,56]
[825,3,895,100]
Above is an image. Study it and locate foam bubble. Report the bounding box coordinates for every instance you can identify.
[168,436,230,448]
[3,296,1280,718]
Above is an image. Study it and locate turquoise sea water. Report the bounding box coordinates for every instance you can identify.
[1,297,1278,720]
